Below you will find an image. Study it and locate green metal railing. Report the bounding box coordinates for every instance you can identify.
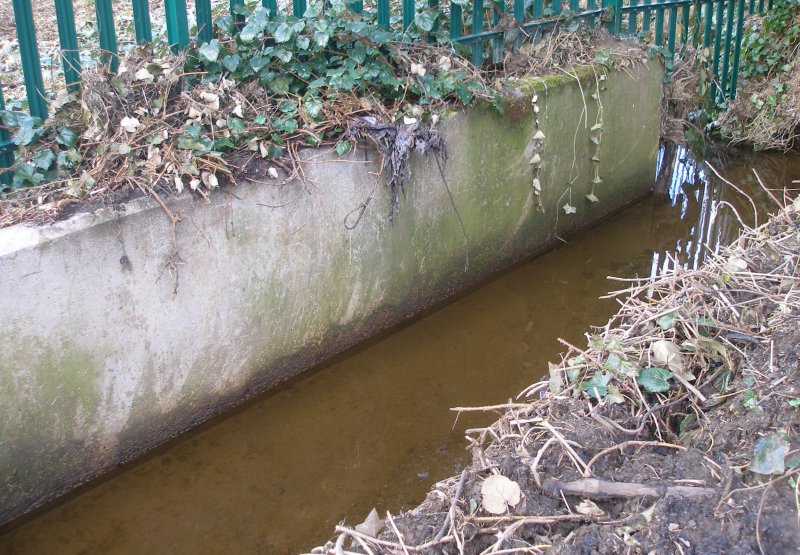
[0,0,774,187]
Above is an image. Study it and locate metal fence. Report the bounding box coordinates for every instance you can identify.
[0,0,775,187]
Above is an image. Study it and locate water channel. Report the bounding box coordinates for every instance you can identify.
[1,145,799,555]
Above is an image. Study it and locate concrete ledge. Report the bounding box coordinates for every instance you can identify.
[0,59,662,525]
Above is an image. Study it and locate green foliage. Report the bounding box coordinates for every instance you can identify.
[718,0,800,148]
[1,0,495,195]
[739,0,800,81]
[637,367,673,393]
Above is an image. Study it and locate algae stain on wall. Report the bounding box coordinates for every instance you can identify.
[0,339,102,516]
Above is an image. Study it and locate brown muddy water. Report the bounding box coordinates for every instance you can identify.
[1,146,799,555]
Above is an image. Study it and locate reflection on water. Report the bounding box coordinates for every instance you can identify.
[1,146,798,555]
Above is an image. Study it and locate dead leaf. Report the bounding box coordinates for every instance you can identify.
[726,256,748,273]
[354,508,385,538]
[481,475,521,514]
[651,340,684,373]
[134,67,154,83]
[120,116,140,133]
[575,499,604,517]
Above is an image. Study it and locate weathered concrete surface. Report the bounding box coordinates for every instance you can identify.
[0,59,662,525]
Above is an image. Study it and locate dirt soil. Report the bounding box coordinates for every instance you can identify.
[307,202,800,554]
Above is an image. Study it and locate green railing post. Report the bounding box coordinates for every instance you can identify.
[0,83,14,189]
[654,0,665,46]
[54,0,81,91]
[264,0,278,15]
[132,0,153,43]
[378,0,390,27]
[351,0,363,13]
[710,0,724,100]
[513,0,524,21]
[703,0,713,47]
[450,3,463,38]
[601,0,611,31]
[492,0,505,63]
[292,0,306,16]
[471,0,484,66]
[428,0,440,39]
[729,0,746,98]
[667,5,677,62]
[613,0,623,34]
[533,0,543,17]
[165,0,190,50]
[642,0,651,34]
[196,0,213,41]
[680,2,689,42]
[587,0,597,27]
[720,0,735,100]
[95,0,119,72]
[629,0,640,34]
[403,0,414,29]
[12,0,48,119]
[230,0,245,26]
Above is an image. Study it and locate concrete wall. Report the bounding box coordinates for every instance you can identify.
[0,60,662,525]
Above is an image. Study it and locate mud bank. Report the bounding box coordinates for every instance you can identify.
[310,200,800,554]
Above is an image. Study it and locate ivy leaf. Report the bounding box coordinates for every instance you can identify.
[580,372,612,399]
[239,21,262,43]
[563,203,577,215]
[605,384,624,404]
[415,11,438,32]
[185,122,202,138]
[198,39,221,63]
[222,54,241,72]
[13,116,38,146]
[335,140,351,157]
[13,162,45,187]
[637,367,672,393]
[272,48,293,63]
[656,311,676,330]
[32,148,56,170]
[586,193,599,203]
[296,36,310,50]
[278,100,298,114]
[56,126,78,148]
[749,432,789,475]
[303,96,322,119]
[604,353,638,377]
[57,148,81,169]
[275,22,294,43]
[268,75,292,95]
[314,31,331,48]
[228,117,246,134]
